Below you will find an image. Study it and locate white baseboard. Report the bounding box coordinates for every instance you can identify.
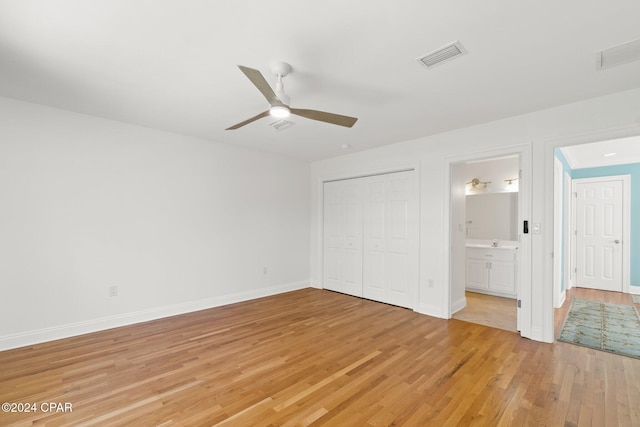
[0,281,309,352]
[629,285,640,295]
[530,326,545,342]
[309,280,322,289]
[451,296,467,315]
[556,290,566,308]
[418,303,445,319]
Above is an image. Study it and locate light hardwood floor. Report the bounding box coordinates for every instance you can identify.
[1,288,639,426]
[452,291,518,332]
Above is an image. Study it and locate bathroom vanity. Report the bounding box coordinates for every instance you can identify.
[465,243,518,299]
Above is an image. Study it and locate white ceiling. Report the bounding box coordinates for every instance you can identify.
[1,1,640,162]
[561,135,640,169]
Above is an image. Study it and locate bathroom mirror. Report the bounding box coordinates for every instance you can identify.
[466,192,518,241]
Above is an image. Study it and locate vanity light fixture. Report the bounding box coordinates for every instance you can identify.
[467,178,491,188]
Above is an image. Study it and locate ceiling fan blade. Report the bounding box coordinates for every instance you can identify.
[290,108,358,128]
[226,110,270,130]
[238,66,284,106]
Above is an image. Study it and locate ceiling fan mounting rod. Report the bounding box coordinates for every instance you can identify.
[273,72,290,106]
[275,73,285,92]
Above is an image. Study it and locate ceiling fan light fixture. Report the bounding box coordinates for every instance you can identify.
[269,105,290,118]
[226,63,358,130]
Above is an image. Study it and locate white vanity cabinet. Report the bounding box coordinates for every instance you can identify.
[465,246,517,298]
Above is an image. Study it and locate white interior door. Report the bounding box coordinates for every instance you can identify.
[323,181,343,293]
[384,171,416,308]
[342,180,364,296]
[575,178,623,292]
[362,171,416,308]
[362,176,387,303]
[322,180,363,297]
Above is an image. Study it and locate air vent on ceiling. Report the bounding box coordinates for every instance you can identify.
[416,41,467,69]
[597,38,640,70]
[269,119,295,132]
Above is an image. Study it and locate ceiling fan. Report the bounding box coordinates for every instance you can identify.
[226,61,358,130]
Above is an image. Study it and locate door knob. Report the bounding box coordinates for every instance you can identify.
[613,239,620,244]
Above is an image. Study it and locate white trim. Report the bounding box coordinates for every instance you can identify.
[309,280,322,289]
[572,175,631,294]
[553,156,563,308]
[444,143,532,339]
[451,296,467,314]
[630,286,640,295]
[317,164,421,186]
[465,288,517,299]
[563,171,573,290]
[558,289,566,308]
[0,281,309,352]
[323,167,416,183]
[419,302,445,318]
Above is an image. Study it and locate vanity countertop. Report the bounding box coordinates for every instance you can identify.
[466,243,518,250]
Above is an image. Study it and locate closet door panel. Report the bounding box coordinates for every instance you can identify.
[322,179,363,297]
[389,254,408,293]
[342,180,363,296]
[363,177,387,301]
[323,182,343,292]
[386,171,414,308]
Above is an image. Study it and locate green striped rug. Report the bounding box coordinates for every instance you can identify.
[557,298,640,359]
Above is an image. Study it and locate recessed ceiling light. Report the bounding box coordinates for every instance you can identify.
[603,152,617,157]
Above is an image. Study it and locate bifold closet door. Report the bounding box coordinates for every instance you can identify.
[323,171,416,307]
[322,179,363,297]
[363,171,416,309]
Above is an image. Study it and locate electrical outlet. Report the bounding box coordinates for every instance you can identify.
[109,286,118,297]
[428,279,434,288]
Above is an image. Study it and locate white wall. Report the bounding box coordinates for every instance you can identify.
[0,97,310,350]
[310,87,640,343]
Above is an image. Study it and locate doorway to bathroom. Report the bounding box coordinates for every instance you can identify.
[448,147,531,334]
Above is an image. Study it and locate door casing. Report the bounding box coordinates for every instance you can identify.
[445,144,532,338]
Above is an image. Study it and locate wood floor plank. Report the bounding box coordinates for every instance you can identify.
[1,287,640,426]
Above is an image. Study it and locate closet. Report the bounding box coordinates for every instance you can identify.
[323,170,417,309]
